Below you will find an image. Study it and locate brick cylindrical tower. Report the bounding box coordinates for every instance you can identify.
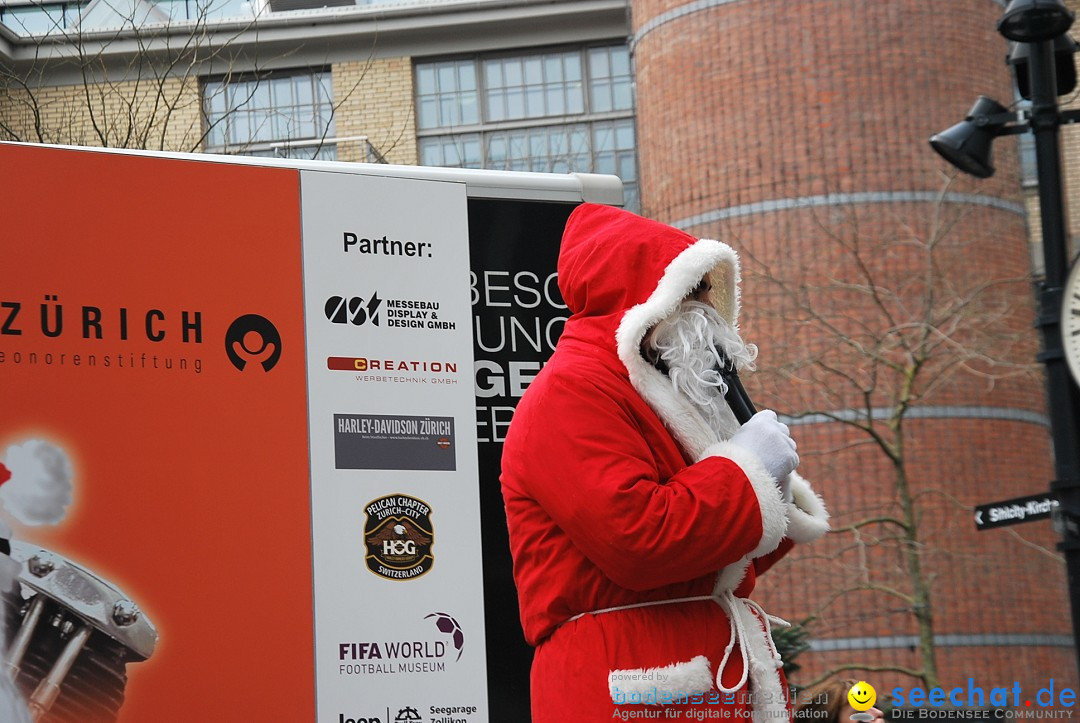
[633,0,1076,691]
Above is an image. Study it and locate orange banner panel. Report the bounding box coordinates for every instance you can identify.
[0,144,314,722]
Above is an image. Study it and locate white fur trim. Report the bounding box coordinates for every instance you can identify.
[617,239,743,461]
[735,603,789,723]
[712,558,751,597]
[702,441,788,558]
[785,472,830,543]
[609,655,713,703]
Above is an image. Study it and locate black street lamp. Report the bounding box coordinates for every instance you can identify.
[999,0,1075,43]
[930,96,1018,178]
[931,1,1080,673]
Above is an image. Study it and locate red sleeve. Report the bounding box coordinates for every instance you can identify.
[753,538,795,577]
[502,374,775,591]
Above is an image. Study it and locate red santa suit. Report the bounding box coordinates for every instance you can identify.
[500,204,830,722]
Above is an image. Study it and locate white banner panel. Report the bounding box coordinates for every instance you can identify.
[300,170,488,723]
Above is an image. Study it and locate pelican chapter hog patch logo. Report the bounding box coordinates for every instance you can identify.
[364,494,434,581]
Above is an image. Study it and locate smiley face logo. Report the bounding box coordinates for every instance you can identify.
[848,681,877,712]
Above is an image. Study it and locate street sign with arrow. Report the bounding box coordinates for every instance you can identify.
[974,492,1059,531]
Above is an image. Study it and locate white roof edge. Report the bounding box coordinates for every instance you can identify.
[569,172,624,206]
[0,141,625,205]
[0,23,16,57]
[1,0,626,54]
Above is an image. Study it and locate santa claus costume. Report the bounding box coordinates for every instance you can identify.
[500,204,830,721]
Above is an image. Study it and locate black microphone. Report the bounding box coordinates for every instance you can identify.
[716,353,757,425]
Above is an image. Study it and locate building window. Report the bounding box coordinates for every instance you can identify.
[202,70,336,160]
[417,59,479,129]
[153,0,257,22]
[416,45,639,211]
[0,1,85,35]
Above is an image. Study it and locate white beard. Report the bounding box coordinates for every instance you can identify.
[645,301,757,435]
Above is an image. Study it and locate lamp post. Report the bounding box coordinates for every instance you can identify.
[931,0,1080,673]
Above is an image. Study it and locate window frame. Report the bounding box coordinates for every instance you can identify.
[414,43,638,209]
[0,1,86,35]
[415,42,635,134]
[200,67,337,160]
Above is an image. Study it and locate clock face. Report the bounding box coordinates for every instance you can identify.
[1064,259,1080,388]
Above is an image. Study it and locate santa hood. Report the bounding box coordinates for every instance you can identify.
[558,203,746,460]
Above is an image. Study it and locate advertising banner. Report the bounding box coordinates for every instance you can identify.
[0,144,489,723]
[300,170,488,722]
[465,199,576,717]
[0,144,315,721]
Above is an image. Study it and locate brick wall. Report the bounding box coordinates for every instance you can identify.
[0,76,203,152]
[633,0,1075,693]
[331,56,418,166]
[0,56,420,166]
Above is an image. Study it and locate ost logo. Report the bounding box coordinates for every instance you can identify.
[325,294,382,327]
[224,314,282,372]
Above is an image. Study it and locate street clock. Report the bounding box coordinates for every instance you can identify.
[1064,257,1080,387]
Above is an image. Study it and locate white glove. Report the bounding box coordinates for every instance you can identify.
[728,410,799,483]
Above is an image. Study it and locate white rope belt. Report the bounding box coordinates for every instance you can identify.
[567,591,789,694]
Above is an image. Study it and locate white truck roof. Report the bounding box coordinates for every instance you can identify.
[1,141,625,205]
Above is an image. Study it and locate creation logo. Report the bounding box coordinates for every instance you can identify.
[326,356,459,383]
[328,357,456,373]
[363,495,434,580]
[325,294,383,327]
[224,314,281,372]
